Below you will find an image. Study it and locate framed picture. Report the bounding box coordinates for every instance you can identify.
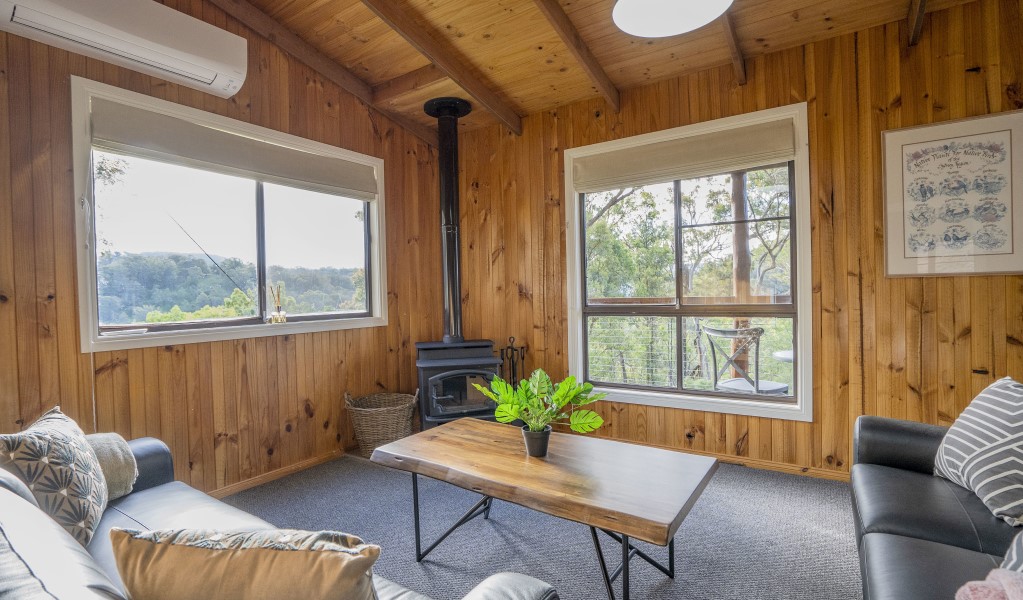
[883,110,1023,276]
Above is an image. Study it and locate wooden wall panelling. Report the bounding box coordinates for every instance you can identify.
[48,46,83,431]
[855,22,884,426]
[0,32,19,434]
[331,331,346,453]
[211,342,229,489]
[534,107,560,374]
[1,0,1019,492]
[29,40,59,429]
[0,0,441,494]
[294,335,311,478]
[9,35,41,430]
[310,332,327,459]
[457,0,1023,479]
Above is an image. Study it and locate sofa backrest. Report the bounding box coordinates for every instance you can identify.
[0,488,127,600]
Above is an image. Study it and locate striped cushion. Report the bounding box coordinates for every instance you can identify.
[935,377,1023,526]
[1004,530,1023,571]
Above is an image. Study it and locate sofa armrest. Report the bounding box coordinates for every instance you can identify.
[853,415,947,473]
[462,573,559,600]
[128,437,174,493]
[0,467,38,507]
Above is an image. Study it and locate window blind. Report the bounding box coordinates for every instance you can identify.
[90,98,378,201]
[572,118,796,193]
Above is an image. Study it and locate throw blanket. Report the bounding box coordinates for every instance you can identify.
[87,433,138,501]
[958,569,1023,600]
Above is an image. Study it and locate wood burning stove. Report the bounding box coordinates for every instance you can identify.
[416,341,501,428]
[415,97,501,429]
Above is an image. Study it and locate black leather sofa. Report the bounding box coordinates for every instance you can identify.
[851,416,1018,599]
[0,437,559,600]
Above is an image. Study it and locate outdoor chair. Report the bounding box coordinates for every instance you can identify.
[702,326,789,395]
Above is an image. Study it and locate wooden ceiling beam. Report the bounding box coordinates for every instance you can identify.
[721,11,747,86]
[531,0,620,112]
[373,64,448,105]
[205,0,437,145]
[907,0,927,46]
[359,0,524,135]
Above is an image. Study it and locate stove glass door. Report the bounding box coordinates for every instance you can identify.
[427,369,497,417]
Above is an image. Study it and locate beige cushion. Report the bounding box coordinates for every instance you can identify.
[0,407,108,545]
[86,433,138,501]
[110,528,381,600]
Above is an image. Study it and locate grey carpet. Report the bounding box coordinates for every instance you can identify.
[224,456,862,600]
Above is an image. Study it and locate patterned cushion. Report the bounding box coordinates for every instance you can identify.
[0,407,108,545]
[1003,529,1023,571]
[935,377,1023,525]
[110,528,380,600]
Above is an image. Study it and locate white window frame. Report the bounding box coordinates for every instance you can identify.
[71,76,388,352]
[564,103,813,422]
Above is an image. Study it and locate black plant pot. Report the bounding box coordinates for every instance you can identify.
[521,425,552,457]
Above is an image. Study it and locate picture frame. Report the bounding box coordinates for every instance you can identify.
[883,110,1023,276]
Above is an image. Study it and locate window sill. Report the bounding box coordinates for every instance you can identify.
[595,386,812,422]
[83,315,387,352]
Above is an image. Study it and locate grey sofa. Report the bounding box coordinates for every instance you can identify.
[851,416,1018,600]
[0,437,559,600]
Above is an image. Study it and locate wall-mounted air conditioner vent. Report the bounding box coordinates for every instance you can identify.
[0,0,247,98]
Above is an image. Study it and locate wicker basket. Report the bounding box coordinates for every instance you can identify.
[345,390,418,457]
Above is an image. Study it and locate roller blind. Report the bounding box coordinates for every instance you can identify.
[90,98,378,201]
[572,118,796,193]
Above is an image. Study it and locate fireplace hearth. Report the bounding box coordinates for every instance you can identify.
[415,97,501,429]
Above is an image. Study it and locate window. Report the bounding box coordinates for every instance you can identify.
[72,77,386,351]
[565,105,812,421]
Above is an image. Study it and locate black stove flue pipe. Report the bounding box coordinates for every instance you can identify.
[424,97,472,344]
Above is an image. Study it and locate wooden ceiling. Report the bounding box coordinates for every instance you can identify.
[221,0,977,137]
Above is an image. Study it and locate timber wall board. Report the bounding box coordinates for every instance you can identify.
[0,0,442,494]
[456,0,1023,479]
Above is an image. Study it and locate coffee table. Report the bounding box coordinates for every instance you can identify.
[370,418,718,600]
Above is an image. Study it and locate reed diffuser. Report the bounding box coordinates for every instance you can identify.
[269,283,286,323]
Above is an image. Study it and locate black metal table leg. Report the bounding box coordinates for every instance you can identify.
[413,473,422,560]
[411,473,494,562]
[589,527,676,600]
[411,473,676,597]
[600,529,676,578]
[621,534,630,600]
[590,527,615,600]
[669,537,675,579]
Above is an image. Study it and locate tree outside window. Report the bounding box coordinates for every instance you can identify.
[583,165,797,399]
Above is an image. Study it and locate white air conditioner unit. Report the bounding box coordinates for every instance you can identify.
[0,0,246,98]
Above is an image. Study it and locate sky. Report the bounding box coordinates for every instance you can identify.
[93,150,368,269]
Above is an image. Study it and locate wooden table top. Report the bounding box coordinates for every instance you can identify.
[370,418,719,545]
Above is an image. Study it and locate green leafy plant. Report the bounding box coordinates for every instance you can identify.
[473,369,606,434]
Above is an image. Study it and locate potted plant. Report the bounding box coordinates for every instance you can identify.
[473,368,606,457]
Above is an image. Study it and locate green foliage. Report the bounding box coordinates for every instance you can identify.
[97,252,365,326]
[473,369,606,434]
[569,410,604,433]
[584,167,795,393]
[144,288,256,323]
[584,187,674,299]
